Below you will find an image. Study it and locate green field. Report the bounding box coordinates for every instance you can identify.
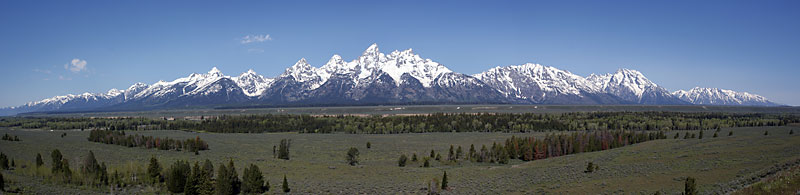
[1,125,799,194]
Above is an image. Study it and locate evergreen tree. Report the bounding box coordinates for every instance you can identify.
[242,164,265,194]
[366,142,371,149]
[227,159,241,194]
[430,150,435,158]
[435,153,442,161]
[698,131,703,139]
[791,129,794,135]
[35,153,44,167]
[215,163,232,195]
[729,131,733,136]
[51,149,63,173]
[278,139,291,160]
[9,159,13,168]
[0,171,3,192]
[81,150,100,176]
[423,158,430,167]
[764,130,769,135]
[147,156,161,183]
[61,159,72,182]
[441,171,448,190]
[469,144,476,161]
[398,154,408,167]
[683,132,690,139]
[448,145,455,161]
[184,162,202,195]
[166,160,191,193]
[456,146,463,160]
[346,147,360,166]
[713,132,718,138]
[585,162,594,173]
[282,175,290,193]
[198,160,215,195]
[674,133,680,139]
[684,177,697,195]
[412,153,418,162]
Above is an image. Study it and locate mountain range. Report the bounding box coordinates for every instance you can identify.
[0,44,782,116]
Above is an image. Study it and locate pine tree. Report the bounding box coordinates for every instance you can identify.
[456,146,463,160]
[9,159,14,168]
[469,144,476,161]
[147,156,161,183]
[184,162,201,195]
[366,142,371,149]
[278,139,291,160]
[35,153,44,167]
[674,133,680,139]
[764,130,769,135]
[282,175,290,193]
[423,158,430,167]
[227,159,241,194]
[347,147,360,166]
[412,153,418,162]
[398,154,408,167]
[0,171,4,191]
[698,131,703,139]
[435,153,442,161]
[242,164,265,194]
[684,177,697,195]
[441,171,448,190]
[729,131,733,136]
[198,160,214,195]
[166,160,191,193]
[215,163,232,195]
[713,132,718,138]
[791,129,794,135]
[448,145,455,161]
[61,159,72,182]
[51,149,63,174]
[430,150,435,158]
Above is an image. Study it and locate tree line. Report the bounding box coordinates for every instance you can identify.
[87,130,209,152]
[2,112,796,134]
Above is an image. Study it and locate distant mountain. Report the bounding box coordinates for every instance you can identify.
[672,87,781,106]
[587,69,688,105]
[472,63,625,104]
[0,43,784,115]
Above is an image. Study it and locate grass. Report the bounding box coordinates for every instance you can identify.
[1,126,799,194]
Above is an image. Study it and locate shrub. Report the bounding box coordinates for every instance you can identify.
[729,131,733,136]
[347,147,360,166]
[764,130,769,135]
[398,154,408,167]
[366,142,371,149]
[585,162,594,173]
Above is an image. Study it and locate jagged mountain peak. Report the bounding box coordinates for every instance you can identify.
[208,67,223,75]
[672,87,778,106]
[363,43,380,56]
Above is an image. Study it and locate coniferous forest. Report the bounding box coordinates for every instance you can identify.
[0,112,796,134]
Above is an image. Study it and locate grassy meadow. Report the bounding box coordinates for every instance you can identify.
[1,125,799,194]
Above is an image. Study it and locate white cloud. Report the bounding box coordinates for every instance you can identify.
[247,48,265,53]
[64,58,87,73]
[241,34,272,44]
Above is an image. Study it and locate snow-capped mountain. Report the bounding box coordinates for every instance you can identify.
[0,43,784,116]
[473,63,624,104]
[587,69,687,105]
[672,87,780,106]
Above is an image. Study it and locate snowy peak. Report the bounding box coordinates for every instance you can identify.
[672,87,779,106]
[208,67,223,76]
[233,69,273,97]
[282,58,320,83]
[362,43,380,57]
[473,63,600,102]
[588,68,657,98]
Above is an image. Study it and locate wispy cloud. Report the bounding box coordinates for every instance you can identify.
[241,34,272,44]
[58,75,72,80]
[247,48,265,53]
[64,58,87,73]
[33,68,52,74]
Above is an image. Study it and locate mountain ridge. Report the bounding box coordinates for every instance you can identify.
[0,44,783,115]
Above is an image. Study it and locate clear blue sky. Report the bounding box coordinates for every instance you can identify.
[1,0,798,107]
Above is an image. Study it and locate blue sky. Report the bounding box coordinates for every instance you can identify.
[1,0,798,106]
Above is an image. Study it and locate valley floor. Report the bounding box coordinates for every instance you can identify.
[1,126,799,194]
